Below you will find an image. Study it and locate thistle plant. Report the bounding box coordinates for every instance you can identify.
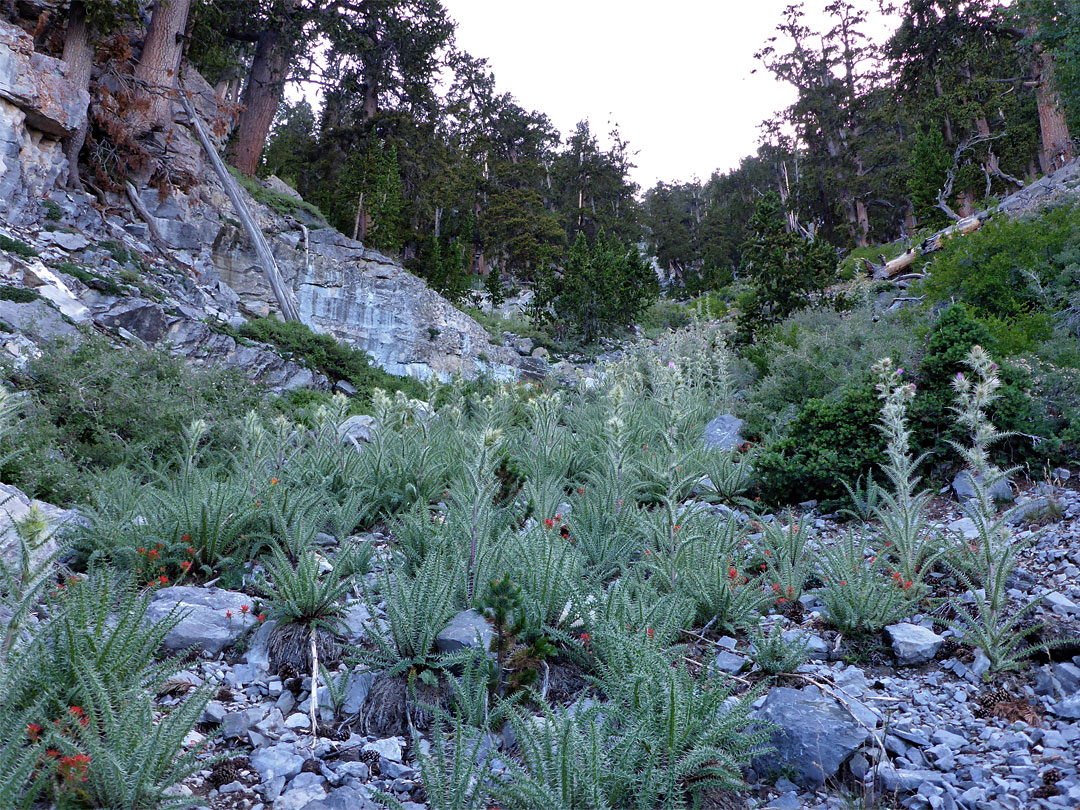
[361,550,457,675]
[682,557,777,639]
[761,513,812,605]
[817,531,914,635]
[870,358,941,593]
[748,621,809,675]
[258,544,356,633]
[378,719,491,810]
[945,346,1061,670]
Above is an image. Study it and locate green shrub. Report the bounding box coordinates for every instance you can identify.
[755,383,885,505]
[0,336,264,503]
[238,316,424,403]
[42,200,63,221]
[0,235,38,258]
[0,285,40,303]
[921,203,1080,321]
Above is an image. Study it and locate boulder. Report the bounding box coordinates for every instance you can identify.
[952,471,1012,503]
[0,22,90,136]
[338,415,378,449]
[0,482,65,576]
[435,610,494,654]
[143,585,255,655]
[703,414,744,452]
[250,744,305,781]
[885,623,943,666]
[752,686,876,788]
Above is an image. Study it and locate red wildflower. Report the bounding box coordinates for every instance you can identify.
[26,723,42,741]
[647,628,654,639]
[68,706,88,726]
[728,567,738,579]
[257,614,267,622]
[136,547,145,554]
[225,610,233,619]
[840,581,847,586]
[772,583,782,593]
[158,575,168,585]
[241,604,250,614]
[543,518,555,530]
[181,534,191,542]
[58,753,90,784]
[903,581,913,590]
[186,547,196,556]
[577,487,585,495]
[270,478,279,485]
[180,561,191,572]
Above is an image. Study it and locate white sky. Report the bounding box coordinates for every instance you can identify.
[444,1,898,189]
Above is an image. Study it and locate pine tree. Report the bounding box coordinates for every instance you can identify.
[736,193,835,344]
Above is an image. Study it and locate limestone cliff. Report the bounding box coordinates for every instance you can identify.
[0,19,535,387]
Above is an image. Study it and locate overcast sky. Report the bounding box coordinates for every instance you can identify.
[444,1,897,190]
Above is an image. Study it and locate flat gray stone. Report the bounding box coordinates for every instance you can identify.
[435,610,493,654]
[885,623,944,666]
[752,686,874,787]
[143,585,253,655]
[703,413,744,452]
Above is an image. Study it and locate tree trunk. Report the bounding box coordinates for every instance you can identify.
[1033,44,1074,173]
[180,91,301,321]
[61,0,93,189]
[134,0,193,130]
[855,199,870,247]
[231,21,293,176]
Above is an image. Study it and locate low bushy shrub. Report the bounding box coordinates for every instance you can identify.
[754,383,885,505]
[237,316,424,403]
[1,337,264,503]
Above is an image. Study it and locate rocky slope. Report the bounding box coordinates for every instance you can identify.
[0,18,533,389]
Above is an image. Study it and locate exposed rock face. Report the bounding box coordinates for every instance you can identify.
[0,42,529,385]
[0,21,88,224]
[0,23,89,136]
[213,225,523,381]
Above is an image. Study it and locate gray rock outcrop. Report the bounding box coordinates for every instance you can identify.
[0,22,88,223]
[704,414,744,452]
[752,685,876,787]
[885,623,944,666]
[144,585,257,655]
